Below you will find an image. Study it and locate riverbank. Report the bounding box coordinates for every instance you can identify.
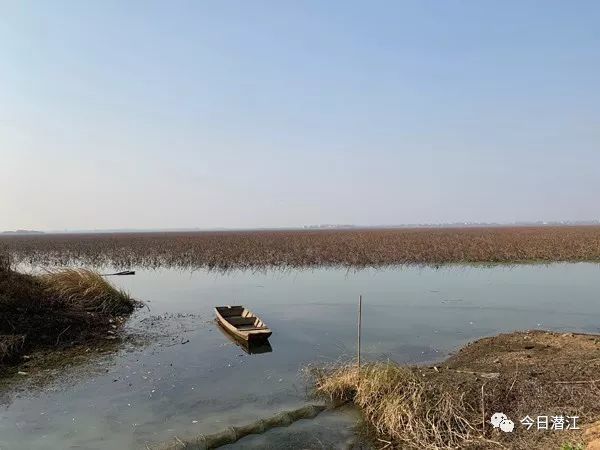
[0,253,140,374]
[313,330,600,449]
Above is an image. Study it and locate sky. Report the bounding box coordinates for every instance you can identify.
[1,1,599,231]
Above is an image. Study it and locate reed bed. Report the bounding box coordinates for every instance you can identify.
[2,226,600,270]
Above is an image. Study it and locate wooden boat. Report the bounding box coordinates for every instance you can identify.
[215,305,272,345]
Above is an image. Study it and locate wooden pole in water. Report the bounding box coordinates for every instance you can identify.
[357,294,362,369]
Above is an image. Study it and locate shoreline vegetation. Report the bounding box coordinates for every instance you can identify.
[1,226,600,270]
[312,331,600,449]
[0,251,139,371]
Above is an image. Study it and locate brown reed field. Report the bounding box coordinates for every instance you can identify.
[1,226,600,270]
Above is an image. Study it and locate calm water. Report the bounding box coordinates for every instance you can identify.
[1,264,600,449]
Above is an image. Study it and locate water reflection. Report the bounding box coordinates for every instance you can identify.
[217,324,273,354]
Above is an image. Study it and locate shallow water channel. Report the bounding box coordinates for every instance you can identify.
[2,264,600,449]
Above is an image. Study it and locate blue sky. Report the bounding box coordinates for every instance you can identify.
[1,1,599,230]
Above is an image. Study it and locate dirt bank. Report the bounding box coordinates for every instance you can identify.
[0,253,140,375]
[314,330,600,449]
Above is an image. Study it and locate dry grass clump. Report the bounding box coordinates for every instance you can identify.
[0,250,140,367]
[39,269,136,315]
[313,362,483,449]
[312,331,600,449]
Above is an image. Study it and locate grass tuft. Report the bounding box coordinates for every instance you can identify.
[39,269,136,315]
[313,362,481,449]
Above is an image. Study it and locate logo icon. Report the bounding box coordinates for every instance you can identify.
[491,412,514,433]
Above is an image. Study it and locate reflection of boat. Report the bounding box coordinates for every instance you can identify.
[215,305,272,345]
[217,325,273,354]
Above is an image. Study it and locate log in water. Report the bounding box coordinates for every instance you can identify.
[161,404,327,449]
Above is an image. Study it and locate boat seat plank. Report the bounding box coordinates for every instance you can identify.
[237,325,269,331]
[228,317,257,326]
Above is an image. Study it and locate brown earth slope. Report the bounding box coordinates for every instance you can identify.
[315,330,600,449]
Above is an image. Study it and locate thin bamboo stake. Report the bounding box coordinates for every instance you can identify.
[357,294,362,369]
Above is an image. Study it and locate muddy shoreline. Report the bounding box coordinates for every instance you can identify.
[315,330,600,449]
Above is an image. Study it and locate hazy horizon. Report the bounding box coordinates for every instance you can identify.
[2,1,599,231]
[4,219,600,234]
